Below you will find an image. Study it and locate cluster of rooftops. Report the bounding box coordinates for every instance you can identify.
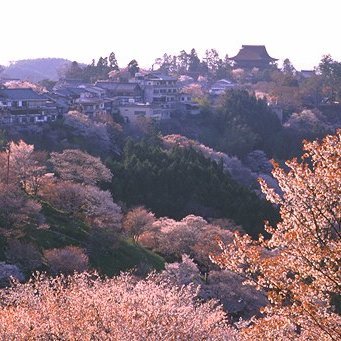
[0,45,298,125]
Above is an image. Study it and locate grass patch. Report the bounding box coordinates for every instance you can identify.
[90,239,165,276]
[26,202,89,249]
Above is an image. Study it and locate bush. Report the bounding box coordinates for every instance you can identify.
[44,246,89,275]
[5,240,43,273]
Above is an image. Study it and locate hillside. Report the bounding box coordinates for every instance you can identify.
[0,58,71,82]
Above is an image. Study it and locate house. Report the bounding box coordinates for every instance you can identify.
[53,78,86,90]
[0,88,59,125]
[177,92,200,115]
[209,79,236,95]
[230,45,278,70]
[119,103,165,123]
[52,84,109,114]
[53,87,88,105]
[136,72,178,118]
[74,94,113,116]
[95,81,143,105]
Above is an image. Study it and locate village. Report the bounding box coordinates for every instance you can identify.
[0,45,328,127]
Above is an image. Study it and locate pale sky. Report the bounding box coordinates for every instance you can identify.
[1,0,340,70]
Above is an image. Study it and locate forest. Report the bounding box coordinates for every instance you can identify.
[0,50,340,340]
[0,130,339,339]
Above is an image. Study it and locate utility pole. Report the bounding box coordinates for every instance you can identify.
[6,144,10,185]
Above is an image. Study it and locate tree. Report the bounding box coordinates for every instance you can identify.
[40,181,122,230]
[49,149,112,185]
[177,50,190,74]
[162,255,268,321]
[0,262,24,287]
[215,55,233,80]
[284,109,331,135]
[319,55,341,101]
[108,52,119,71]
[0,130,7,151]
[5,140,47,195]
[110,137,277,236]
[188,48,201,75]
[63,111,112,155]
[282,58,296,76]
[127,59,139,77]
[123,206,155,244]
[44,246,89,275]
[212,131,341,340]
[154,53,176,73]
[0,184,41,232]
[0,272,233,339]
[214,89,282,156]
[5,240,43,274]
[204,49,220,79]
[140,215,234,268]
[299,74,324,106]
[64,61,84,79]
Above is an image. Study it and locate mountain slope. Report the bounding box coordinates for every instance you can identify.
[1,58,71,81]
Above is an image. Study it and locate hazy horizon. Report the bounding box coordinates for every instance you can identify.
[1,0,340,71]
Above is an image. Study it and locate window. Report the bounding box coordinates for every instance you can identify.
[134,111,146,116]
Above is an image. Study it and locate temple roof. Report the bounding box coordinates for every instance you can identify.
[230,45,278,62]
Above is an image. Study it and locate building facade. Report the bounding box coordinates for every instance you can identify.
[0,88,59,124]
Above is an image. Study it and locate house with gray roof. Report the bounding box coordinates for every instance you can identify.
[0,88,59,125]
[95,81,143,104]
[209,79,236,95]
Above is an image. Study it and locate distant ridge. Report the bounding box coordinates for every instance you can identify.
[0,58,72,82]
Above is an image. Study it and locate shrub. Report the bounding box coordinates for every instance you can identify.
[44,246,89,275]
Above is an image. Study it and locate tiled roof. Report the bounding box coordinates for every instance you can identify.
[231,45,277,61]
[53,87,87,97]
[0,88,44,100]
[144,73,177,81]
[95,81,141,92]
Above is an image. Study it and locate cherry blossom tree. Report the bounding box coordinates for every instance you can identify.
[139,215,234,269]
[123,206,155,243]
[0,184,41,233]
[49,149,112,185]
[0,140,47,195]
[212,131,341,340]
[40,181,121,230]
[0,272,235,339]
[44,246,89,275]
[63,111,112,154]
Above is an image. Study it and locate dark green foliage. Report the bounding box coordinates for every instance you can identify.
[0,235,6,261]
[165,89,282,159]
[0,130,7,151]
[89,239,165,277]
[62,52,120,83]
[319,55,341,101]
[127,59,139,77]
[109,138,278,237]
[211,89,282,156]
[26,202,89,249]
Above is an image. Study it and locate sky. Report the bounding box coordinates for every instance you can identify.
[1,0,340,70]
